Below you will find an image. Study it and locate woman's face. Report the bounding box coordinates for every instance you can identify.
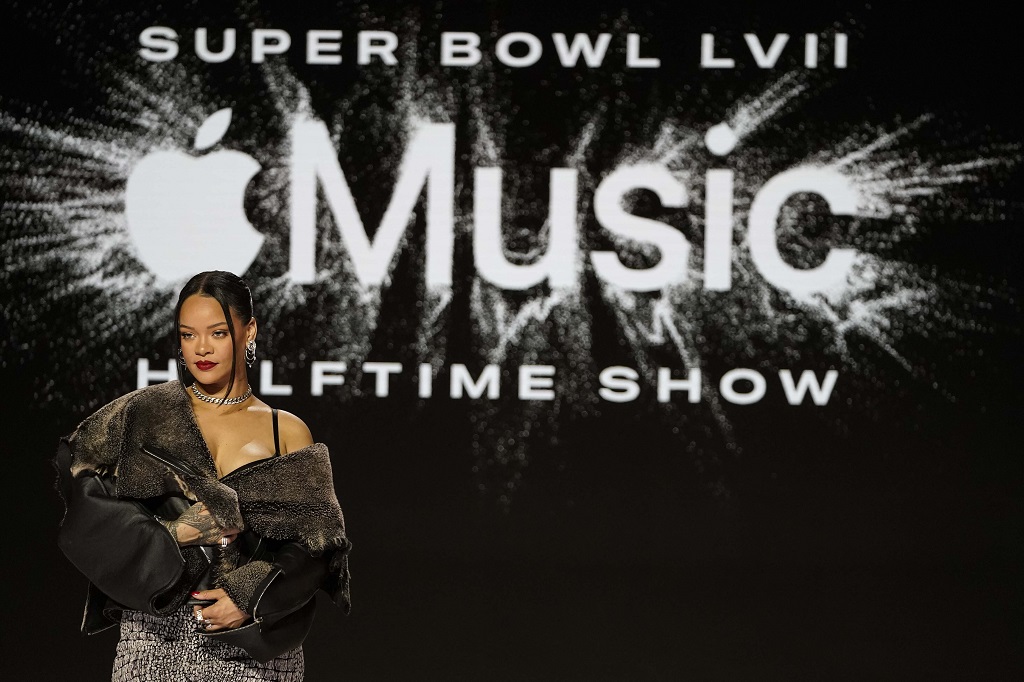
[178,294,255,390]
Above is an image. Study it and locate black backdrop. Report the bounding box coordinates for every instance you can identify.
[1,1,1021,680]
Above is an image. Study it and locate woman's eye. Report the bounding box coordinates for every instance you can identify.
[213,330,228,337]
[180,332,194,339]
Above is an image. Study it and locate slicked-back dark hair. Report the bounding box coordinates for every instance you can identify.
[174,271,254,403]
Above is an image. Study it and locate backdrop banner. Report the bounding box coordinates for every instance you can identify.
[2,1,1021,679]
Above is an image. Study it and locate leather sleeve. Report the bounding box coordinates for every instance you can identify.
[55,439,187,617]
[248,544,332,625]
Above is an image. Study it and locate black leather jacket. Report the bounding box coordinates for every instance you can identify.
[53,381,351,662]
[55,439,332,638]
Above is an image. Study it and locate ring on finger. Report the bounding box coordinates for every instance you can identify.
[195,608,204,623]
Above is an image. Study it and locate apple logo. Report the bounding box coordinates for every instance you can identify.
[125,108,264,282]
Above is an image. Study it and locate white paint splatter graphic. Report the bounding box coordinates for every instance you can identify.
[1,22,1017,502]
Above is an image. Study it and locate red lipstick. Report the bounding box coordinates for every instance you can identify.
[195,361,217,371]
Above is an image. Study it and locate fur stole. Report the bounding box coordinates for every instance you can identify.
[68,381,351,607]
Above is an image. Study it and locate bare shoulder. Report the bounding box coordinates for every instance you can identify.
[277,409,314,453]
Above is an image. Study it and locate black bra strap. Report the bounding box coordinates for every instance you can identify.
[272,408,281,456]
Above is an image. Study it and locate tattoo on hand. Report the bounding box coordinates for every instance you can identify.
[161,519,181,543]
[164,502,225,546]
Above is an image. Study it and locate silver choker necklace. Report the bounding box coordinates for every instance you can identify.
[190,383,253,406]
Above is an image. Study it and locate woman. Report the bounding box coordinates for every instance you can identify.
[55,271,351,681]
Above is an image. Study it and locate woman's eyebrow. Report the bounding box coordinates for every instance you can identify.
[178,322,229,330]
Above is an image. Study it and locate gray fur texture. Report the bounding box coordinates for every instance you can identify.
[219,560,275,614]
[69,381,351,609]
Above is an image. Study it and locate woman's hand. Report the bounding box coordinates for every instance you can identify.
[191,589,249,631]
[161,502,240,547]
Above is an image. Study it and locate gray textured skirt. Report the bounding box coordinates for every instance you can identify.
[111,606,304,682]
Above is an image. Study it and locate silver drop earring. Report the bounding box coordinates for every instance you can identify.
[245,339,256,368]
[178,348,186,366]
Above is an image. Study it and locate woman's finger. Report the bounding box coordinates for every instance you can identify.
[193,606,211,627]
[194,605,221,630]
[218,529,240,546]
[191,590,247,632]
[190,588,227,602]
